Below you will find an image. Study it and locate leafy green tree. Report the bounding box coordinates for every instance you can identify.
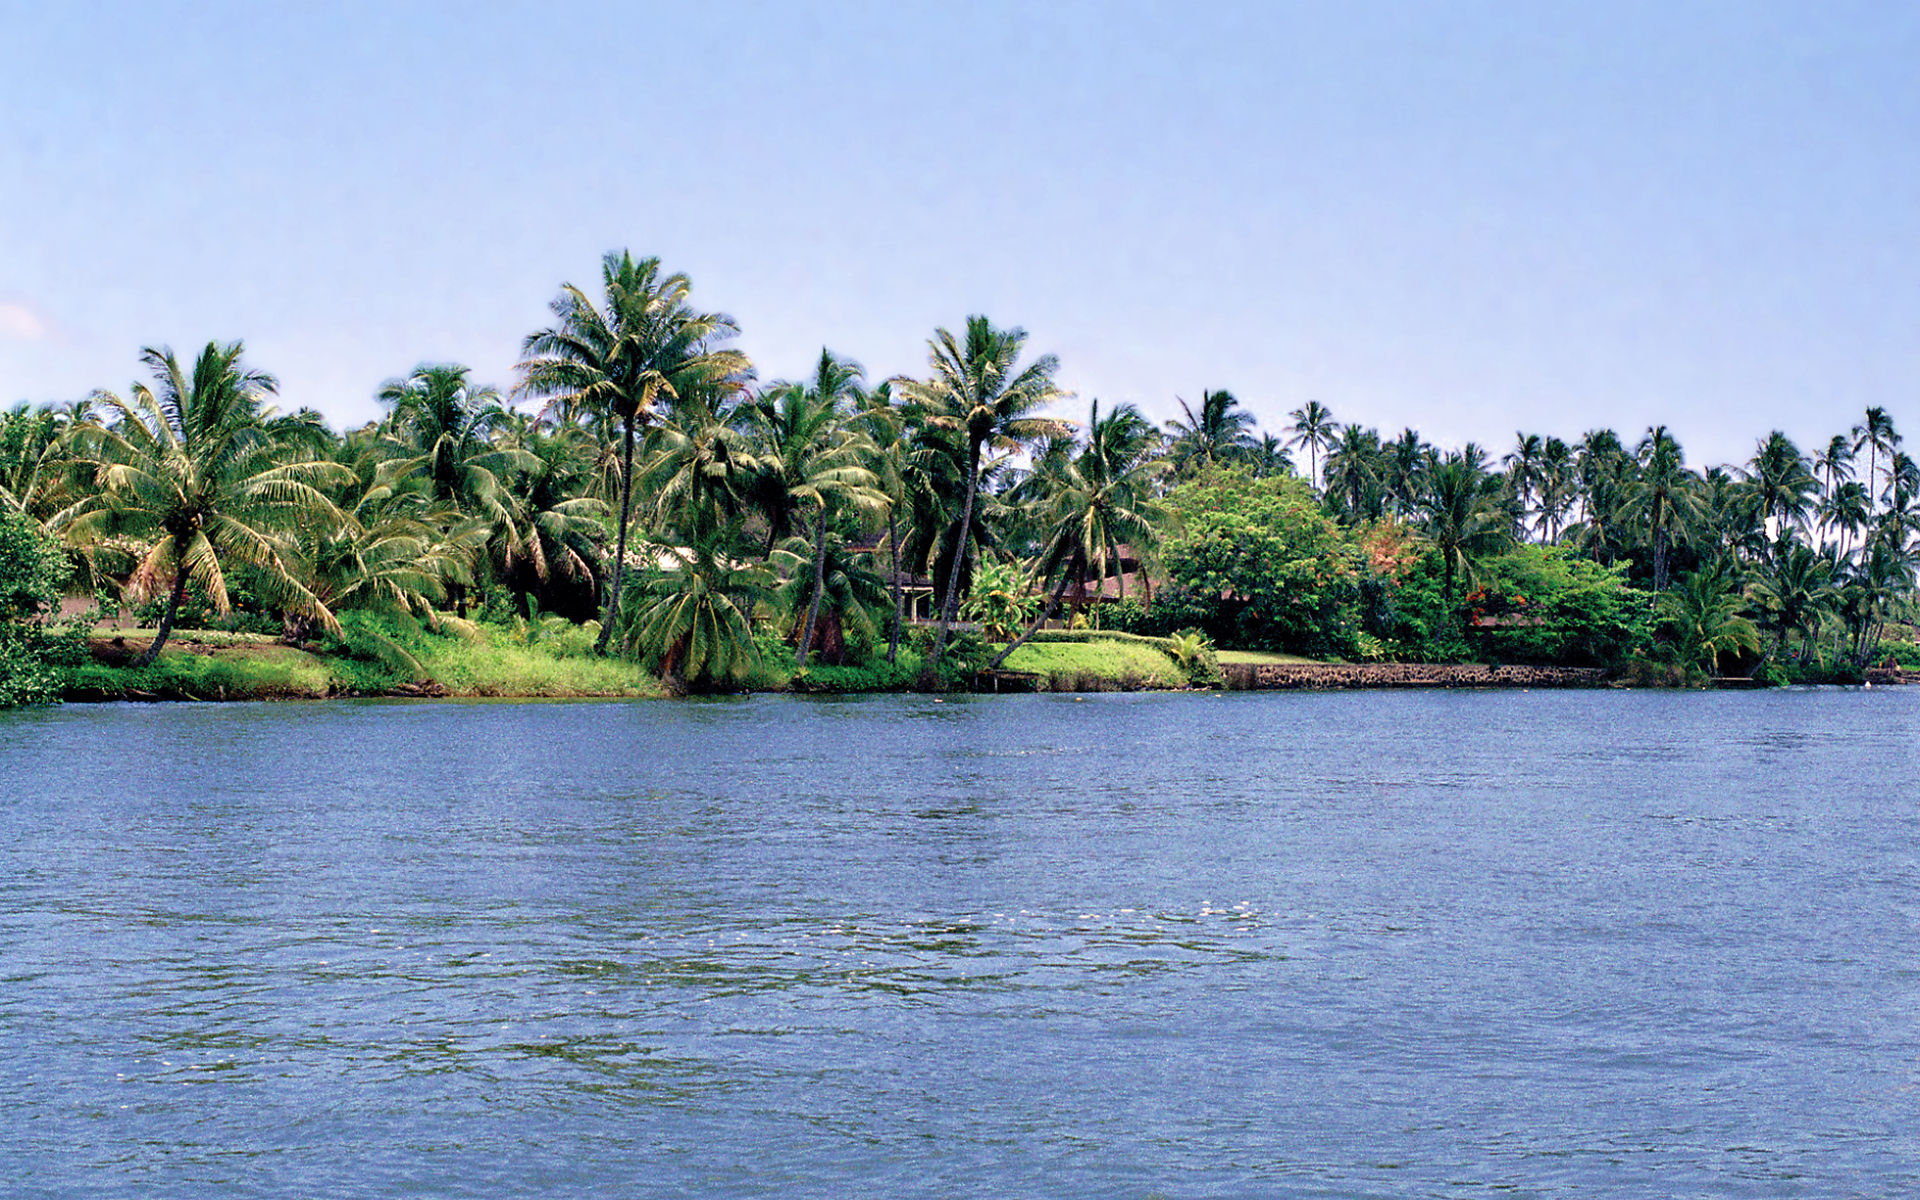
[1159,467,1359,653]
[902,315,1066,687]
[54,342,344,666]
[0,507,72,706]
[518,251,749,654]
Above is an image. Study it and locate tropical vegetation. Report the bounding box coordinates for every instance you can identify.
[4,245,1917,705]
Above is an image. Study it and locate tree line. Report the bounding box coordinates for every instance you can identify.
[2,248,1915,695]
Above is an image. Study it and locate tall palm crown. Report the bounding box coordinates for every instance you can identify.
[378,363,521,507]
[988,400,1168,669]
[749,349,886,668]
[1165,388,1256,477]
[54,341,344,666]
[901,315,1067,686]
[1620,426,1705,590]
[1287,400,1341,492]
[517,251,749,653]
[1743,431,1818,546]
[1419,452,1513,596]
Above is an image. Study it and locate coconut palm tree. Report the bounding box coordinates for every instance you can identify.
[1383,428,1429,518]
[626,527,773,690]
[1286,400,1340,492]
[1619,426,1705,590]
[53,342,345,666]
[1504,432,1545,535]
[1746,540,1836,663]
[1420,452,1513,597]
[854,380,912,662]
[1853,407,1900,517]
[518,251,749,654]
[1165,389,1255,477]
[1323,425,1385,523]
[1659,566,1760,677]
[746,350,887,668]
[1819,481,1871,558]
[1743,431,1818,547]
[989,400,1168,669]
[901,316,1067,687]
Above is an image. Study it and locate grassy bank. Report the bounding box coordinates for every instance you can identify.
[62,623,665,701]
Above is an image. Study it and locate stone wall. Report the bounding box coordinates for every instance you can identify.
[1222,662,1609,690]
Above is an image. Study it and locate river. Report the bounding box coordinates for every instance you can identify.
[3,689,1917,1197]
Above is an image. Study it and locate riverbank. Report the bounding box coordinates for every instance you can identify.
[51,624,1907,703]
[63,628,666,701]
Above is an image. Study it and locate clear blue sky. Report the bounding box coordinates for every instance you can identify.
[4,1,1917,466]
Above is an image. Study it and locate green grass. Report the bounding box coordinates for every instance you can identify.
[1215,648,1332,666]
[63,643,338,701]
[412,628,662,698]
[62,623,665,701]
[998,640,1187,690]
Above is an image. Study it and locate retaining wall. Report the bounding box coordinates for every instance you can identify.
[1222,662,1610,690]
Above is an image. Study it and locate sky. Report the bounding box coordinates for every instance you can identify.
[3,0,1918,467]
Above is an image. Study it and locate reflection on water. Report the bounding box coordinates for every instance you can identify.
[3,689,1919,1197]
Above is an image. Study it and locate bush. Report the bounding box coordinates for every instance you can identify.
[0,510,73,707]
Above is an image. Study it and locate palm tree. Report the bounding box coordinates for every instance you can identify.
[1744,431,1818,547]
[488,427,610,618]
[1420,452,1513,597]
[1812,433,1854,545]
[1383,428,1429,517]
[1853,406,1900,517]
[1659,567,1760,677]
[1619,426,1704,590]
[1746,540,1836,663]
[854,380,912,662]
[518,251,749,654]
[1165,389,1255,477]
[1535,437,1575,542]
[747,350,886,669]
[772,532,890,665]
[902,316,1067,687]
[1504,432,1545,536]
[989,400,1168,669]
[627,529,773,690]
[53,342,345,666]
[1287,400,1340,492]
[1249,433,1294,479]
[1323,425,1385,523]
[1819,481,1871,558]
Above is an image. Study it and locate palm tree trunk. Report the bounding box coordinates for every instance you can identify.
[594,416,637,656]
[132,567,190,669]
[796,513,830,670]
[885,511,903,664]
[988,552,1079,671]
[918,438,981,688]
[1111,535,1125,602]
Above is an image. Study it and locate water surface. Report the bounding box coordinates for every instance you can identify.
[3,690,1917,1197]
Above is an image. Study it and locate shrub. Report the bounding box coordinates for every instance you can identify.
[0,510,73,707]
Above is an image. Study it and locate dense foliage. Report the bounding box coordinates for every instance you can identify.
[4,246,1916,697]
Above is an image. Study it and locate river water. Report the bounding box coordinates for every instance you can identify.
[3,690,1917,1197]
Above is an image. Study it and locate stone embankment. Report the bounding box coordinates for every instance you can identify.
[1223,662,1609,690]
